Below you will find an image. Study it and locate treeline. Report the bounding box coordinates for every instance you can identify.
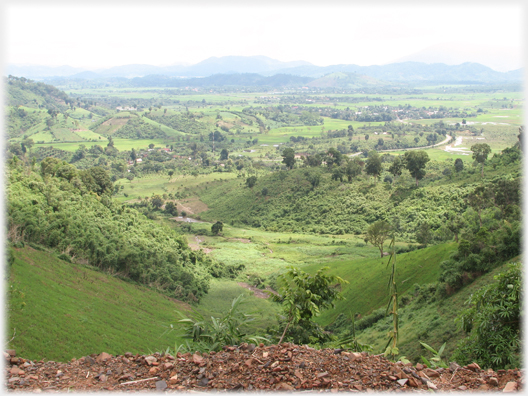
[6,158,238,302]
[198,146,521,241]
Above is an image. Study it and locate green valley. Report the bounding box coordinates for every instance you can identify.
[5,74,522,371]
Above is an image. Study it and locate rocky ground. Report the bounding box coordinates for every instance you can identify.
[4,344,523,392]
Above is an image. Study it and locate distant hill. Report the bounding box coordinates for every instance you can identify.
[7,56,523,84]
[306,72,386,88]
[127,73,314,88]
[8,56,312,80]
[268,61,523,83]
[392,42,522,73]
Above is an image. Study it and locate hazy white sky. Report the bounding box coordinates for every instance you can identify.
[3,2,525,70]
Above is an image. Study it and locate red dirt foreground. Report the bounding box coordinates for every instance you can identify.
[4,344,523,392]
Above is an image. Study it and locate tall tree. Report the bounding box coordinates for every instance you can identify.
[325,147,342,168]
[471,143,491,177]
[454,158,464,173]
[403,150,430,187]
[365,151,382,182]
[388,156,404,184]
[366,220,392,257]
[282,148,296,169]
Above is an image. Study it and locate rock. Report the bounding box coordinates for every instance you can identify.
[6,349,16,357]
[276,382,294,391]
[458,385,467,391]
[96,352,112,363]
[424,368,440,378]
[145,356,157,365]
[10,366,22,375]
[503,382,517,392]
[98,374,107,382]
[466,362,481,372]
[169,375,178,385]
[415,363,424,371]
[317,371,329,378]
[388,375,397,381]
[449,361,461,371]
[489,377,499,386]
[396,379,408,386]
[244,358,254,367]
[149,367,159,375]
[350,352,362,361]
[198,377,209,387]
[407,378,419,387]
[156,380,168,391]
[426,380,437,390]
[193,354,204,364]
[163,362,174,370]
[84,356,96,366]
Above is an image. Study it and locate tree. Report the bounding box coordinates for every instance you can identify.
[452,263,521,370]
[79,166,114,195]
[403,150,430,187]
[282,148,296,169]
[365,220,392,257]
[211,221,223,235]
[365,134,369,141]
[471,143,491,177]
[415,222,432,246]
[454,158,464,173]
[271,267,347,344]
[365,151,382,182]
[165,201,178,216]
[149,143,155,149]
[345,158,363,181]
[246,176,257,188]
[388,156,404,184]
[220,148,229,161]
[445,211,465,243]
[151,195,164,209]
[325,147,342,168]
[168,170,174,179]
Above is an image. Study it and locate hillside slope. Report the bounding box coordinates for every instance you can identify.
[7,245,189,361]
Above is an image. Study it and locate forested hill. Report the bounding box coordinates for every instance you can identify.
[6,158,241,302]
[6,75,72,112]
[197,151,521,239]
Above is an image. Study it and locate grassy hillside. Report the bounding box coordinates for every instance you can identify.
[352,259,520,363]
[7,246,189,361]
[305,242,457,325]
[7,245,279,362]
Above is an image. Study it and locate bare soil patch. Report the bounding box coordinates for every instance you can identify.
[230,238,251,243]
[176,198,209,216]
[237,282,277,299]
[5,347,522,392]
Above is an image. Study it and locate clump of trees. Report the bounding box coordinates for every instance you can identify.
[6,158,234,302]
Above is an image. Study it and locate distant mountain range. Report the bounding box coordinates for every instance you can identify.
[6,55,523,85]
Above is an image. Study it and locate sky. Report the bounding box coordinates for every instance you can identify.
[2,2,526,71]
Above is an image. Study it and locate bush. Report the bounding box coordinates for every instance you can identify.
[451,263,521,369]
